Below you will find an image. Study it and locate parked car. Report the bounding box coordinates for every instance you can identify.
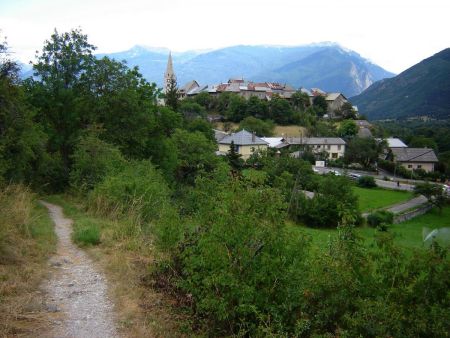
[328,169,342,176]
[347,172,362,180]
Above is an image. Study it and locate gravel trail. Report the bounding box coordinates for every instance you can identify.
[39,201,120,338]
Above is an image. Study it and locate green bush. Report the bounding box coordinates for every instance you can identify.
[163,181,309,335]
[70,130,126,192]
[89,160,171,222]
[357,175,377,188]
[291,175,361,228]
[367,210,394,230]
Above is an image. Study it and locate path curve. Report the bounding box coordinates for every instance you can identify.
[39,201,120,338]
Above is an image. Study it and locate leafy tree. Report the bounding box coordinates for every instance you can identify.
[336,102,357,119]
[414,181,448,212]
[357,175,377,188]
[269,94,293,124]
[226,94,247,122]
[178,101,206,119]
[339,119,358,138]
[313,95,328,116]
[291,175,360,228]
[0,37,48,186]
[25,28,97,184]
[246,95,268,119]
[171,129,219,185]
[69,127,126,191]
[239,116,274,136]
[291,91,311,111]
[185,118,215,141]
[345,137,385,168]
[226,141,244,173]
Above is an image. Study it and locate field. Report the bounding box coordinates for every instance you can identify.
[213,122,307,137]
[290,206,450,252]
[353,186,414,212]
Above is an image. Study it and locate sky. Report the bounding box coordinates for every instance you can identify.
[1,0,449,74]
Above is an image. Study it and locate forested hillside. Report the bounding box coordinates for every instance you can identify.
[351,48,450,120]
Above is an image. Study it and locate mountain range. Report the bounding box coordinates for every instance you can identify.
[98,43,395,97]
[351,48,450,120]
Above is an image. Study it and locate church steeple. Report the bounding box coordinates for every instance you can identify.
[164,52,176,93]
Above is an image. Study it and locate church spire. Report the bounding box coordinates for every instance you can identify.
[164,52,176,93]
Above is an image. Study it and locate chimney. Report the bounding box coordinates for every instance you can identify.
[252,131,256,143]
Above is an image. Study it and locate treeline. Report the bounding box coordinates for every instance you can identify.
[1,29,449,337]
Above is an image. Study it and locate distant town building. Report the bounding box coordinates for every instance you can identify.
[217,129,269,159]
[163,52,176,94]
[280,137,346,159]
[391,147,438,172]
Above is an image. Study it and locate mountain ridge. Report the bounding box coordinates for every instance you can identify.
[97,43,395,97]
[351,48,450,120]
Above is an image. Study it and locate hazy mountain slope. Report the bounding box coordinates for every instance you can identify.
[260,47,393,96]
[98,43,395,97]
[351,48,450,120]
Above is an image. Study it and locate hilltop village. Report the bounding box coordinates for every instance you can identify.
[164,53,440,175]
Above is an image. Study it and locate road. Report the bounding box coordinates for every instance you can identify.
[313,166,415,191]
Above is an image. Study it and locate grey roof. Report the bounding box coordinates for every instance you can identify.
[219,129,269,146]
[326,93,347,101]
[391,148,438,163]
[357,127,373,138]
[214,129,228,143]
[261,137,284,148]
[386,138,408,148]
[284,137,346,145]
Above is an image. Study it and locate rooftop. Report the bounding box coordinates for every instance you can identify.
[219,129,269,146]
[391,147,438,163]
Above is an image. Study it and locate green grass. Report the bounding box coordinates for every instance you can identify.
[289,206,450,252]
[45,195,105,246]
[353,186,413,212]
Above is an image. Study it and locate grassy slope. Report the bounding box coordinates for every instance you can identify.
[290,206,450,253]
[353,186,414,212]
[45,195,187,337]
[0,185,56,336]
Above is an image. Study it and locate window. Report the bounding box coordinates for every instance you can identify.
[235,145,240,153]
[327,145,331,150]
[417,165,422,169]
[408,164,412,168]
[338,145,341,150]
[332,153,338,159]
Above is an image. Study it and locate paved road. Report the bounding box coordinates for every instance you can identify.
[313,166,415,191]
[386,195,428,214]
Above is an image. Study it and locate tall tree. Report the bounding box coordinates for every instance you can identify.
[165,76,179,111]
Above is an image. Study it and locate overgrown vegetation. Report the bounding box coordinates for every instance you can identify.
[1,29,449,337]
[0,184,56,335]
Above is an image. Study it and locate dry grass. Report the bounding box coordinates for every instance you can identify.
[46,195,188,337]
[273,125,308,137]
[214,122,307,137]
[0,184,56,336]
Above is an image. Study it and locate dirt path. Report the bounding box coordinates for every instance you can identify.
[39,201,120,338]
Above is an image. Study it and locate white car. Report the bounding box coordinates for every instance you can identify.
[347,172,362,180]
[328,169,341,176]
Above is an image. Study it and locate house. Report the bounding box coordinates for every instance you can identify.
[325,93,348,115]
[391,148,438,172]
[218,129,269,159]
[260,137,285,148]
[280,137,346,159]
[385,137,408,148]
[179,80,200,98]
[214,129,229,143]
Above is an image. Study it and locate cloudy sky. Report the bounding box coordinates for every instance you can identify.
[1,0,449,73]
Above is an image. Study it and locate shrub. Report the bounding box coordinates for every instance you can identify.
[357,175,377,188]
[367,210,394,230]
[89,160,171,223]
[291,175,361,228]
[164,181,309,335]
[70,131,126,192]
